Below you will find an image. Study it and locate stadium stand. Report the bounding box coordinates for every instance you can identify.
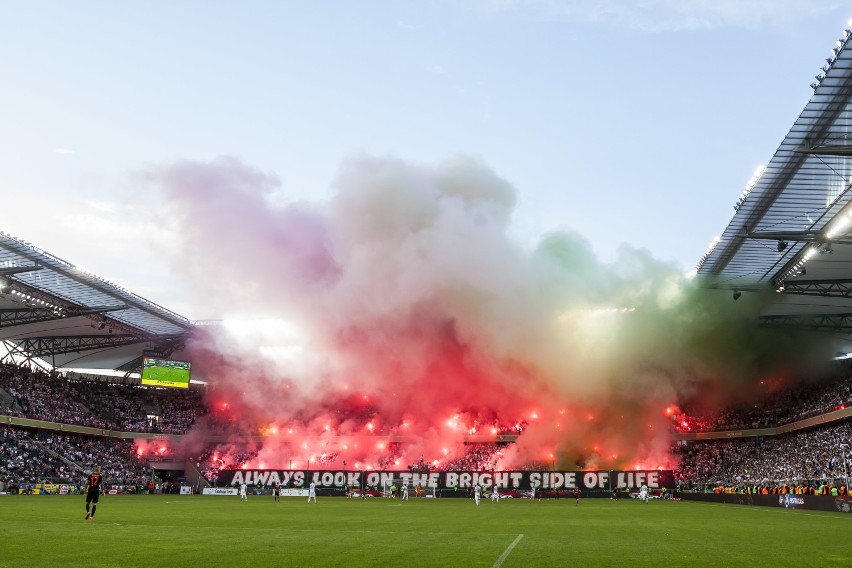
[1,356,850,493]
[675,421,852,492]
[674,365,852,433]
[1,425,151,489]
[0,362,206,434]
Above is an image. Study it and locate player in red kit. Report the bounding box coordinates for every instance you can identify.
[573,486,581,504]
[84,466,102,521]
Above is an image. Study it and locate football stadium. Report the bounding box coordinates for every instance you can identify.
[3,12,852,568]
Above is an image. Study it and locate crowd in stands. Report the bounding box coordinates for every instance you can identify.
[0,363,206,434]
[3,359,852,493]
[675,421,852,488]
[1,425,151,487]
[440,444,501,471]
[196,448,258,485]
[1,425,67,484]
[675,367,852,433]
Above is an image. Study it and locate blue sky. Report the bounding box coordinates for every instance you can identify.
[1,1,849,318]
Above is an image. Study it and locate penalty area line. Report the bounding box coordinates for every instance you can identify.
[492,533,523,568]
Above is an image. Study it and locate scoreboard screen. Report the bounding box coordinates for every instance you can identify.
[141,358,191,389]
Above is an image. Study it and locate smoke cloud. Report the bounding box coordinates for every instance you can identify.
[143,155,835,471]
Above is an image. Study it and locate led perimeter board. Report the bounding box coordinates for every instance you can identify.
[141,358,191,389]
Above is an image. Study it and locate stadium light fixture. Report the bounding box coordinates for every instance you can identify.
[0,278,10,294]
[732,290,742,301]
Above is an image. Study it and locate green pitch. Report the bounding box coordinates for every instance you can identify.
[1,495,850,567]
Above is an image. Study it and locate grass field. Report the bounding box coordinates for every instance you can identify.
[1,495,850,567]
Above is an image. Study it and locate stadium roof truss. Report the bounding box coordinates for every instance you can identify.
[699,27,852,333]
[0,232,194,372]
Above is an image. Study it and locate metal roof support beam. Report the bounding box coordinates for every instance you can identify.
[745,230,821,242]
[744,230,852,246]
[0,304,129,329]
[7,333,185,357]
[0,265,43,277]
[781,280,852,298]
[760,313,852,333]
[0,339,28,364]
[798,144,852,156]
[0,308,67,328]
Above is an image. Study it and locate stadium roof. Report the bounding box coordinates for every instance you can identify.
[0,231,193,373]
[698,26,852,335]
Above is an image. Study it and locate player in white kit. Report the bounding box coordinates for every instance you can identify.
[308,481,317,503]
[402,484,409,500]
[639,483,648,503]
[491,485,500,502]
[474,483,481,507]
[239,482,247,501]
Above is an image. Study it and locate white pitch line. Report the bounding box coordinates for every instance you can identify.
[492,534,523,568]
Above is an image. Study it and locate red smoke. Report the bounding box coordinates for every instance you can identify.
[144,155,832,472]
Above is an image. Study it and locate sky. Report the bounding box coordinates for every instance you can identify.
[0,1,848,320]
